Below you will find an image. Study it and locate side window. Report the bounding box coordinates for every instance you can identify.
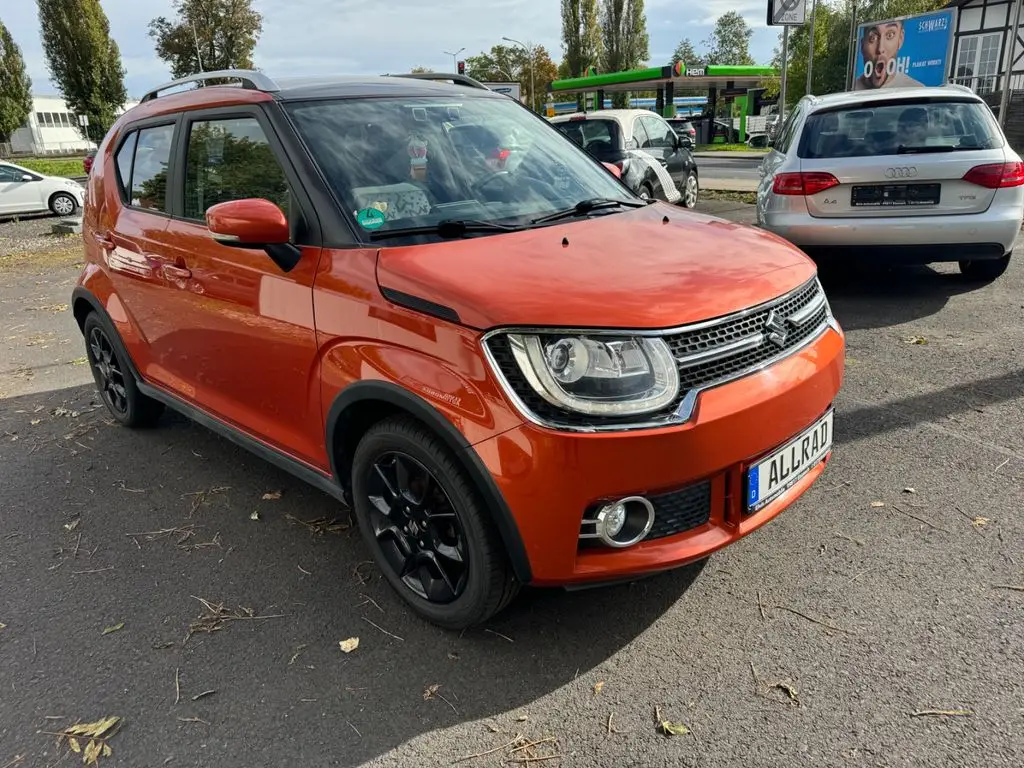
[0,165,21,182]
[776,107,803,154]
[631,119,649,149]
[183,116,290,221]
[130,125,174,212]
[641,116,674,148]
[115,132,137,198]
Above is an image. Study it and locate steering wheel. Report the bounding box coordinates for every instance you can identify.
[471,170,514,196]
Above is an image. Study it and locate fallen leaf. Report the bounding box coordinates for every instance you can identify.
[249,511,260,521]
[903,487,917,494]
[593,681,605,695]
[65,716,120,738]
[101,623,124,636]
[68,737,82,753]
[30,419,41,425]
[905,335,928,345]
[423,683,441,700]
[102,744,112,757]
[83,739,102,764]
[0,622,6,630]
[64,519,80,532]
[773,681,800,704]
[658,720,690,736]
[870,501,886,508]
[447,650,459,660]
[516,715,529,722]
[339,637,360,653]
[972,516,990,528]
[262,491,282,500]
[485,722,501,733]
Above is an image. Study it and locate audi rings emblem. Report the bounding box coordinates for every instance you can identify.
[885,167,918,179]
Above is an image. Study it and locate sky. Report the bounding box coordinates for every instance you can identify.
[4,0,780,100]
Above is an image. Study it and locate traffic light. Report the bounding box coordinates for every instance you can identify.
[457,60,465,75]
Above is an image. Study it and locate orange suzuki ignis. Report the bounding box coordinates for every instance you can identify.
[74,70,845,629]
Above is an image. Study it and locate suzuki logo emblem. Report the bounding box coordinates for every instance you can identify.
[764,310,789,347]
[884,166,918,179]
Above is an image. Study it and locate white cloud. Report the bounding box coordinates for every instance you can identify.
[4,0,778,98]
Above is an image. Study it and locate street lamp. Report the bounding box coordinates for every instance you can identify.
[443,47,465,73]
[503,36,535,112]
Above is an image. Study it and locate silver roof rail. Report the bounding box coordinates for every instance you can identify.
[389,72,491,91]
[141,69,280,103]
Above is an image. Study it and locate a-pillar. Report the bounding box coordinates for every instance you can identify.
[664,81,675,117]
[656,86,665,116]
[596,89,605,110]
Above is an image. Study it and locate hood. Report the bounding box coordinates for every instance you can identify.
[375,203,816,330]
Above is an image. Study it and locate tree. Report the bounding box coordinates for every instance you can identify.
[0,20,33,143]
[600,0,649,106]
[670,37,703,67]
[703,11,754,66]
[465,43,558,112]
[149,0,262,79]
[410,65,433,74]
[37,0,126,142]
[561,0,602,78]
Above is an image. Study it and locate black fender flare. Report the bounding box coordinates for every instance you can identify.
[325,380,532,584]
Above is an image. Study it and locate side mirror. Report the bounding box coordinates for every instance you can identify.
[21,174,33,181]
[205,198,301,272]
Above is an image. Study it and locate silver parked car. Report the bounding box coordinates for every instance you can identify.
[756,85,1024,280]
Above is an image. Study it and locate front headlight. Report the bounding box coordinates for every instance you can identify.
[505,333,679,416]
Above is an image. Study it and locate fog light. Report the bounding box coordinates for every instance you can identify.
[593,496,655,548]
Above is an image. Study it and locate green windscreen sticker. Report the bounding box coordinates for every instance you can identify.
[356,208,387,230]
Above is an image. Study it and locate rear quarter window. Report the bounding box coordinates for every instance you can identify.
[799,99,1002,159]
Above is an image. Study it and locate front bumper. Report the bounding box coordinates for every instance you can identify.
[473,323,846,585]
[761,206,1022,258]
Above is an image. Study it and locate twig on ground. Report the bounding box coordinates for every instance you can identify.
[506,754,562,765]
[72,566,113,575]
[509,737,556,755]
[286,514,351,536]
[191,690,215,701]
[72,532,82,558]
[992,584,1024,592]
[452,734,523,764]
[892,505,948,533]
[850,568,871,583]
[361,617,404,642]
[177,717,209,725]
[185,596,285,642]
[424,684,459,714]
[288,644,308,666]
[484,628,514,643]
[174,668,180,705]
[834,533,864,546]
[774,604,853,634]
[297,564,312,575]
[607,712,615,735]
[994,457,1010,473]
[756,590,766,620]
[357,594,384,614]
[347,721,361,738]
[910,709,972,718]
[352,561,375,585]
[1,755,25,768]
[750,661,761,695]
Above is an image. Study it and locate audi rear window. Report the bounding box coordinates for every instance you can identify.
[798,99,1002,159]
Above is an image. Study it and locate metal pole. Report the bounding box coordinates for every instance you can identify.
[998,0,1023,126]
[846,0,858,91]
[806,0,818,95]
[780,25,790,127]
[530,50,536,113]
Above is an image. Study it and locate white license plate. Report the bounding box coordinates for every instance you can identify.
[745,410,834,513]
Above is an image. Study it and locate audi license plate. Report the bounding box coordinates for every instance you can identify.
[851,183,940,207]
[745,410,833,513]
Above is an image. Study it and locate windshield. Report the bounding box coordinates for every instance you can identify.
[285,96,632,241]
[798,99,1003,159]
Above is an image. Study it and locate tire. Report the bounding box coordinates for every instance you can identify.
[959,254,1010,282]
[49,192,78,217]
[351,416,520,629]
[83,313,164,428]
[680,171,699,208]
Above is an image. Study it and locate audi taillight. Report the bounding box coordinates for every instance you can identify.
[773,172,840,196]
[962,162,1024,189]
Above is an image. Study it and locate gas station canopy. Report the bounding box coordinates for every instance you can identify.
[550,63,777,96]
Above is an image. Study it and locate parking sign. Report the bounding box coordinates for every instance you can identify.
[767,0,808,26]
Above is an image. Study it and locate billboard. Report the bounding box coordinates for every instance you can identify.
[853,8,956,90]
[482,82,523,102]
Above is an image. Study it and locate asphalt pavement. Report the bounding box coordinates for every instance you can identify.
[695,154,763,183]
[2,208,1023,767]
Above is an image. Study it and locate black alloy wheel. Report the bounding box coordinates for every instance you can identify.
[366,451,469,603]
[88,323,129,417]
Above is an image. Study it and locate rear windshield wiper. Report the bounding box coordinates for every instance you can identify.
[531,197,649,225]
[897,144,956,154]
[368,219,524,241]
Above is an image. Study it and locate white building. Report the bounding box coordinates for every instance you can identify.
[7,95,140,156]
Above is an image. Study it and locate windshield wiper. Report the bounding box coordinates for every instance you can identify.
[531,197,649,225]
[368,219,525,241]
[897,144,956,154]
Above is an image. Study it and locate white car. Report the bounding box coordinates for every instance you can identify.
[756,85,1024,281]
[0,161,85,218]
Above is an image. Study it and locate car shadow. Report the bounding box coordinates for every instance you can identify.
[0,383,704,766]
[817,261,978,331]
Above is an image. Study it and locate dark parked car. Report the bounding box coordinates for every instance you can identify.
[667,118,697,144]
[550,110,700,207]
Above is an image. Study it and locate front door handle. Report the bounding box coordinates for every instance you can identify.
[162,264,192,280]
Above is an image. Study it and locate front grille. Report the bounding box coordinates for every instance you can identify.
[646,481,712,540]
[486,278,829,430]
